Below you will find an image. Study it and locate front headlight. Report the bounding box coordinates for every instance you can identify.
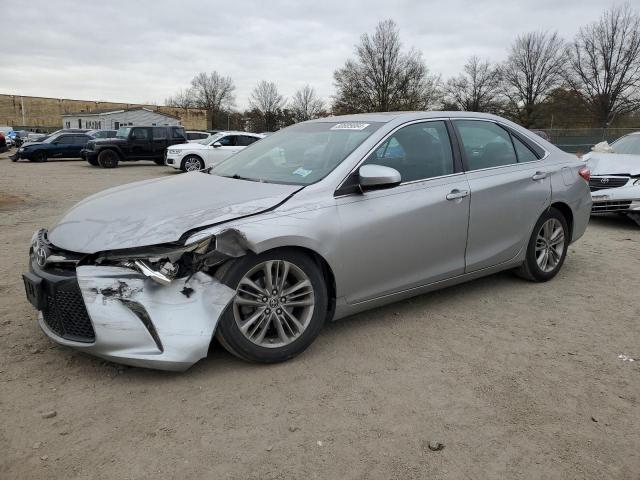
[634,178,640,186]
[18,148,24,152]
[95,237,216,285]
[168,149,181,155]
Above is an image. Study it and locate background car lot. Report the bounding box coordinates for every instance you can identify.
[0,151,638,479]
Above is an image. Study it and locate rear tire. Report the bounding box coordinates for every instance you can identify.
[97,149,119,168]
[215,249,328,363]
[515,207,569,282]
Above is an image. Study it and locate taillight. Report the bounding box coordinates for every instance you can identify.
[578,166,590,182]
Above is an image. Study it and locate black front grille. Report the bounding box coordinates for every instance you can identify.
[42,282,95,343]
[589,176,629,191]
[591,200,632,213]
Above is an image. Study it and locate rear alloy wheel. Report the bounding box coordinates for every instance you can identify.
[97,149,119,168]
[515,207,569,282]
[182,155,204,172]
[216,250,327,363]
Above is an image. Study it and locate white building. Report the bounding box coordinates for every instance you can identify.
[62,107,181,130]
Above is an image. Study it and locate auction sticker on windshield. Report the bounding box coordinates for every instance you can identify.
[330,122,370,131]
[292,167,312,178]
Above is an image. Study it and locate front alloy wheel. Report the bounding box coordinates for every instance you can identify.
[233,260,314,348]
[216,250,327,363]
[182,155,204,172]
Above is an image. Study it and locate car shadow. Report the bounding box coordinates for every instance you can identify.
[589,214,639,231]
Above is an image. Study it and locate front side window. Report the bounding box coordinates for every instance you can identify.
[131,128,149,140]
[455,120,517,170]
[212,121,383,185]
[362,121,454,182]
[217,135,237,146]
[56,135,75,144]
[116,127,131,139]
[236,135,259,146]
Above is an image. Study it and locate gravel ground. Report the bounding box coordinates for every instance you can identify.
[0,150,639,480]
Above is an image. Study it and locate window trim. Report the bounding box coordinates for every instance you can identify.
[451,118,549,174]
[334,118,462,197]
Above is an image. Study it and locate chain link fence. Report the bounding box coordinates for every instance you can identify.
[538,128,639,154]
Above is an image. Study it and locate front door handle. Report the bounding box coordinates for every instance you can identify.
[446,189,469,201]
[532,171,548,181]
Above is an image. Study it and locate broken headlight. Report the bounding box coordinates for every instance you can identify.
[94,237,215,285]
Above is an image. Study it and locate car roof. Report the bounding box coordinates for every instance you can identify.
[307,111,510,124]
[217,131,264,136]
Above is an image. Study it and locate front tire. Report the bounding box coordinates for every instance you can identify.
[97,149,119,168]
[181,155,204,172]
[215,250,328,363]
[515,207,569,282]
[33,151,47,162]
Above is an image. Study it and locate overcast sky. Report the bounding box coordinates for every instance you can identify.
[0,0,618,109]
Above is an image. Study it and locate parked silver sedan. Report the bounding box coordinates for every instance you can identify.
[22,112,592,370]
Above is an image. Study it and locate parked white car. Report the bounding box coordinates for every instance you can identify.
[166,131,265,171]
[583,132,640,226]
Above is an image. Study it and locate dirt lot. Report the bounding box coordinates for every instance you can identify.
[0,151,639,480]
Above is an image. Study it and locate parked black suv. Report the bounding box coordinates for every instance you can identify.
[82,125,188,168]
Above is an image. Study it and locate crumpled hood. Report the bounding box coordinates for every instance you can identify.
[584,152,640,176]
[48,173,301,253]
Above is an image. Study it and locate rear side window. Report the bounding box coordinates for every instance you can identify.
[153,127,167,140]
[187,132,207,140]
[171,127,187,140]
[237,135,259,146]
[512,136,538,163]
[455,120,517,171]
[362,120,454,182]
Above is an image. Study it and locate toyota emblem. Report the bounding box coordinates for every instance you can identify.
[35,247,48,267]
[601,178,609,184]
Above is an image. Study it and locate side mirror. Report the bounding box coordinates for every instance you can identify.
[358,164,401,191]
[212,142,222,148]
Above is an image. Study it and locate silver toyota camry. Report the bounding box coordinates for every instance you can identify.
[22,112,592,370]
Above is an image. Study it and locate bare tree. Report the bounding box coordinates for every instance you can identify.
[290,85,325,122]
[333,19,440,114]
[164,88,196,110]
[501,31,567,127]
[249,81,285,131]
[566,4,640,127]
[444,56,502,112]
[189,71,236,129]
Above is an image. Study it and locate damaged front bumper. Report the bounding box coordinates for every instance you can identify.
[25,263,235,371]
[590,185,640,215]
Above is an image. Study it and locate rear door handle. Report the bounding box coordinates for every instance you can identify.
[532,171,548,180]
[446,189,469,201]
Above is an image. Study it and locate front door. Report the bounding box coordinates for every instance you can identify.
[336,120,470,304]
[205,134,242,167]
[453,119,551,272]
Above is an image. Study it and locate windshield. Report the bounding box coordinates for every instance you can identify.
[200,133,223,145]
[212,121,382,185]
[116,127,131,139]
[42,134,62,144]
[611,134,640,156]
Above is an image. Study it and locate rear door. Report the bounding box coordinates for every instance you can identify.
[67,134,90,157]
[453,119,551,272]
[151,127,168,157]
[336,120,471,303]
[129,127,153,158]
